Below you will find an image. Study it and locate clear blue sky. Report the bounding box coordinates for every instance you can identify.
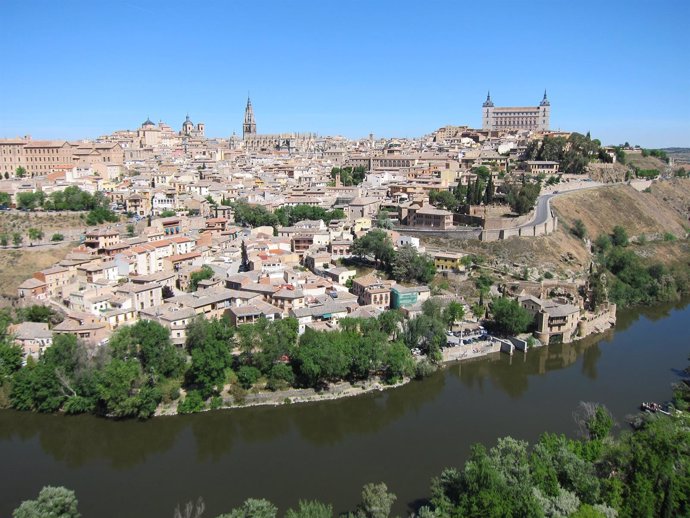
[1,0,688,147]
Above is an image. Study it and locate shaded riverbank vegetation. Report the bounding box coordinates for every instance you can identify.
[0,299,470,419]
[589,226,690,309]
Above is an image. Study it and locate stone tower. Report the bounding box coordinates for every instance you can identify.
[538,90,550,131]
[243,97,256,139]
[481,91,494,130]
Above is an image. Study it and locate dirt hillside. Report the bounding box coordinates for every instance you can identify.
[423,179,690,281]
[552,180,690,240]
[0,212,87,236]
[0,245,74,297]
[624,153,670,172]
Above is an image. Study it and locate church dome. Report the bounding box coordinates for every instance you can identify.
[142,118,155,127]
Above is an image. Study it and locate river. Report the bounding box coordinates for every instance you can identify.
[1,300,688,517]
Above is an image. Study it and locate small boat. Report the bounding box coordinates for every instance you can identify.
[640,402,671,415]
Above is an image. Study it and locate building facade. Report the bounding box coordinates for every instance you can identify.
[481,91,550,132]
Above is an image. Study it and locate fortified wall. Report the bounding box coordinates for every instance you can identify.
[577,304,617,338]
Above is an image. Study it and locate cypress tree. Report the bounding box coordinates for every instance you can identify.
[240,240,249,272]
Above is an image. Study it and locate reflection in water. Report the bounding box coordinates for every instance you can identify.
[0,368,446,468]
[0,411,187,469]
[0,299,687,518]
[450,328,613,399]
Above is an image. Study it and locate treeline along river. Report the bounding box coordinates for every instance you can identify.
[1,300,688,517]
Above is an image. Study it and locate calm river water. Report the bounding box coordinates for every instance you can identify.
[1,300,688,517]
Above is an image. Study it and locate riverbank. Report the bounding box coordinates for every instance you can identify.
[156,376,411,416]
[3,299,688,518]
[158,318,620,416]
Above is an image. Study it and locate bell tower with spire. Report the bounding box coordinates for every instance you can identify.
[481,91,494,130]
[538,90,550,131]
[243,96,256,139]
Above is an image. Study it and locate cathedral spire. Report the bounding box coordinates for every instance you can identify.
[483,90,494,108]
[243,95,257,139]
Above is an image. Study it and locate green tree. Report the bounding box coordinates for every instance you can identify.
[611,226,628,247]
[12,232,22,246]
[251,318,299,374]
[240,240,250,272]
[86,206,119,225]
[109,320,184,378]
[95,358,146,418]
[177,390,205,414]
[237,365,261,389]
[0,234,8,246]
[51,233,64,242]
[331,166,367,186]
[285,500,333,518]
[355,482,397,518]
[13,486,80,518]
[15,166,27,178]
[443,301,465,329]
[126,224,135,237]
[267,362,295,391]
[275,205,345,226]
[185,317,233,398]
[217,498,278,518]
[351,229,394,269]
[0,341,23,378]
[189,265,214,292]
[294,329,353,387]
[16,191,45,210]
[377,309,405,339]
[594,234,612,254]
[0,191,11,206]
[230,201,280,228]
[489,297,533,336]
[429,190,457,212]
[472,165,492,181]
[403,313,446,361]
[375,209,393,229]
[572,219,587,239]
[159,209,176,217]
[8,334,83,413]
[484,176,495,204]
[384,341,415,383]
[18,304,59,324]
[390,245,435,284]
[506,183,541,215]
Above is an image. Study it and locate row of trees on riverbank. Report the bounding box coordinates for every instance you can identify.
[0,289,541,419]
[1,298,468,418]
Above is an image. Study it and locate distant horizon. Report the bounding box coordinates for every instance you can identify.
[1,0,688,148]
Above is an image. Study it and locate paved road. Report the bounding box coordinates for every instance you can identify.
[519,182,606,229]
[518,193,557,229]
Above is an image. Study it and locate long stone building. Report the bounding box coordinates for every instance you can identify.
[481,91,550,132]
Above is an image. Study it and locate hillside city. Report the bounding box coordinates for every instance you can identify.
[1,92,688,417]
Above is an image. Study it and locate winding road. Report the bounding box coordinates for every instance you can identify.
[519,181,605,229]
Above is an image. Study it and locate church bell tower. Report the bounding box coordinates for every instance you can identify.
[538,90,551,131]
[243,96,256,139]
[482,91,494,130]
